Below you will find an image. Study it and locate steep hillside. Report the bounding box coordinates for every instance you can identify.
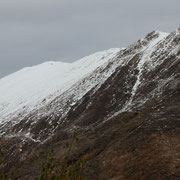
[0,28,180,179]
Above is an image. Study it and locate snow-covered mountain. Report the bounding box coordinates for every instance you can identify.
[0,28,180,179]
[0,31,170,139]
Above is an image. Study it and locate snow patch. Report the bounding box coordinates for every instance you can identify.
[121,32,169,111]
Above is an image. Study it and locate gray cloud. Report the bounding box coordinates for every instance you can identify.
[0,0,180,78]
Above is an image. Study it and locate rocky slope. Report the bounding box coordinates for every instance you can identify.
[0,28,180,179]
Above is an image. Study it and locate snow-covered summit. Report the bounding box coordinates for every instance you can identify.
[0,48,120,124]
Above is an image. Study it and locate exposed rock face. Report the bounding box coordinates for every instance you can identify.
[0,28,180,179]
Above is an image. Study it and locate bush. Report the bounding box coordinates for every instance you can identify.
[36,133,87,180]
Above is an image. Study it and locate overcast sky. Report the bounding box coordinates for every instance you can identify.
[0,0,180,78]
